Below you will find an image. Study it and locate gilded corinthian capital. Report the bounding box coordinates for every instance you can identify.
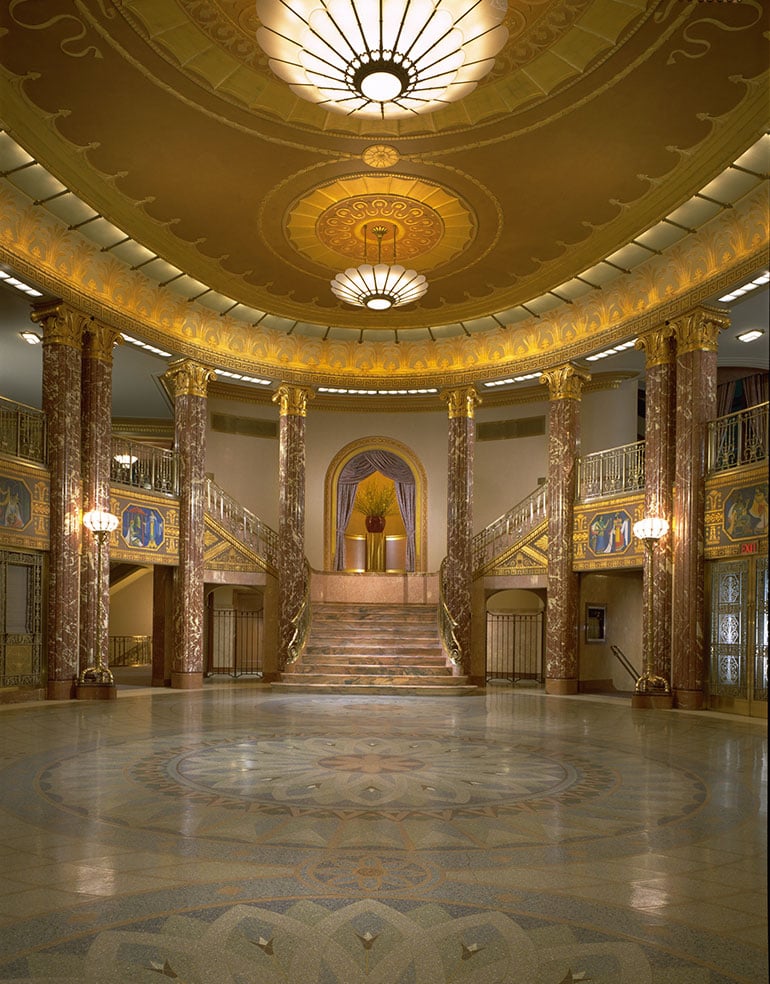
[539,363,590,400]
[30,302,88,350]
[669,305,730,355]
[85,322,123,363]
[441,386,480,419]
[272,384,313,417]
[163,360,216,398]
[635,325,674,368]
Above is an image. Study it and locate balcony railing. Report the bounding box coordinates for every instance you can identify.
[472,484,548,574]
[0,397,46,464]
[577,440,645,501]
[110,437,179,496]
[707,402,768,474]
[204,478,279,572]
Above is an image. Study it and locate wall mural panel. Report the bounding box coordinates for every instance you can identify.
[110,491,178,566]
[573,494,644,571]
[0,460,49,551]
[706,466,769,559]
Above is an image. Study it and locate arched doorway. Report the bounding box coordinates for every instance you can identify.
[325,438,428,572]
[485,589,545,686]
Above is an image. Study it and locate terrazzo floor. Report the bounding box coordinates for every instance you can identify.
[0,681,766,983]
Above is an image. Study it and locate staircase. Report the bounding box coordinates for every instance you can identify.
[272,603,478,695]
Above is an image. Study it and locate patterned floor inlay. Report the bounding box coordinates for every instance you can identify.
[0,690,765,983]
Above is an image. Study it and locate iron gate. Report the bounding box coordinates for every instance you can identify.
[206,609,264,677]
[486,612,543,684]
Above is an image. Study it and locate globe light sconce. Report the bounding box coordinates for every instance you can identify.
[632,516,672,707]
[79,509,119,691]
[256,0,509,120]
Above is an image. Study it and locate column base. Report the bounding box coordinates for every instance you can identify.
[261,671,281,683]
[674,689,704,710]
[75,682,118,701]
[171,671,204,690]
[631,693,673,710]
[47,680,75,701]
[152,677,171,688]
[545,679,578,695]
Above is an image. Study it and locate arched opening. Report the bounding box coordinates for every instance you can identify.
[325,438,428,572]
[485,588,545,686]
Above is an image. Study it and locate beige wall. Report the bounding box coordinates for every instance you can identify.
[109,567,153,636]
[581,378,639,454]
[578,570,643,690]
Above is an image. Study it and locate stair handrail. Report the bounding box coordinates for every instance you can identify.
[287,559,312,665]
[438,558,462,666]
[610,644,640,684]
[204,478,279,572]
[472,484,548,574]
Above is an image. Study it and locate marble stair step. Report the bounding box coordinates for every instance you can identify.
[279,672,467,686]
[271,681,479,696]
[302,653,447,665]
[293,662,452,677]
[304,643,445,657]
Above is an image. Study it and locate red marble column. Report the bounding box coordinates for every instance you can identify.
[272,384,312,672]
[670,306,729,709]
[79,323,121,692]
[31,302,86,700]
[636,327,676,686]
[441,386,480,677]
[540,364,589,695]
[163,360,216,690]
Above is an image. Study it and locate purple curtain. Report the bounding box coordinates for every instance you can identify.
[334,450,416,570]
[717,380,736,418]
[742,372,768,409]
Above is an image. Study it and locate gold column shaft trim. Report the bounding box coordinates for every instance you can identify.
[670,305,730,355]
[31,301,88,350]
[540,363,591,400]
[273,384,314,417]
[635,325,674,367]
[163,359,217,398]
[441,386,481,419]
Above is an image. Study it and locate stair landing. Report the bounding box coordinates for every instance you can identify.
[272,603,478,696]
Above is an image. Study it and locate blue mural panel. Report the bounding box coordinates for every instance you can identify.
[122,504,165,550]
[587,509,632,556]
[0,478,31,530]
[723,482,768,541]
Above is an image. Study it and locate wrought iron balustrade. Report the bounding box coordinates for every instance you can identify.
[110,437,179,496]
[0,396,46,464]
[204,478,279,572]
[109,635,151,666]
[707,402,768,473]
[472,484,547,574]
[577,440,645,501]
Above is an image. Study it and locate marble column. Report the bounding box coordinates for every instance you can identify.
[79,323,121,692]
[636,327,676,689]
[540,364,589,695]
[152,565,174,687]
[163,360,216,690]
[272,384,312,672]
[441,386,480,677]
[669,306,729,709]
[31,302,86,700]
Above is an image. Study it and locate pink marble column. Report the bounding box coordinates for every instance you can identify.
[636,327,676,685]
[272,384,313,673]
[540,364,589,695]
[79,323,121,691]
[31,303,86,700]
[442,386,480,677]
[163,360,216,690]
[670,307,729,709]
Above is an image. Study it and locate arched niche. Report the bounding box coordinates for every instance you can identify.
[324,437,428,572]
[486,589,545,614]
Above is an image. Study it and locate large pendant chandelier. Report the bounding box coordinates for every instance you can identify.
[256,0,508,119]
[330,224,428,309]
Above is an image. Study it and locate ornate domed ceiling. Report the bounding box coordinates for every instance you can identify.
[0,0,767,389]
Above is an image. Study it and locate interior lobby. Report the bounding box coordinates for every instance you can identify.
[0,1,768,981]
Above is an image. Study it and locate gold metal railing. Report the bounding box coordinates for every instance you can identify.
[577,440,645,501]
[438,558,461,666]
[0,396,46,463]
[472,484,547,575]
[109,635,151,666]
[110,437,179,496]
[707,402,768,473]
[204,478,279,571]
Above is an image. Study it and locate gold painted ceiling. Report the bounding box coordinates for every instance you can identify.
[0,0,768,388]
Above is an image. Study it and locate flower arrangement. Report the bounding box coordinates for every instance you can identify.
[353,481,398,518]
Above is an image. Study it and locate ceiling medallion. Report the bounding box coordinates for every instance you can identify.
[362,144,400,168]
[330,223,428,310]
[255,0,508,119]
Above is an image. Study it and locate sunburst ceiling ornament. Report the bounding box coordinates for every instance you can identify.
[255,0,508,119]
[331,224,428,309]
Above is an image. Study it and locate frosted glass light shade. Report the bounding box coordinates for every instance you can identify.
[256,0,508,119]
[633,517,669,542]
[83,509,119,534]
[331,263,428,309]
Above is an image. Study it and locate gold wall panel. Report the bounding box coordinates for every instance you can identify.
[705,464,769,560]
[0,459,49,552]
[573,494,645,571]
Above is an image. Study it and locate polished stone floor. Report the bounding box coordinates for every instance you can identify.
[0,682,766,983]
